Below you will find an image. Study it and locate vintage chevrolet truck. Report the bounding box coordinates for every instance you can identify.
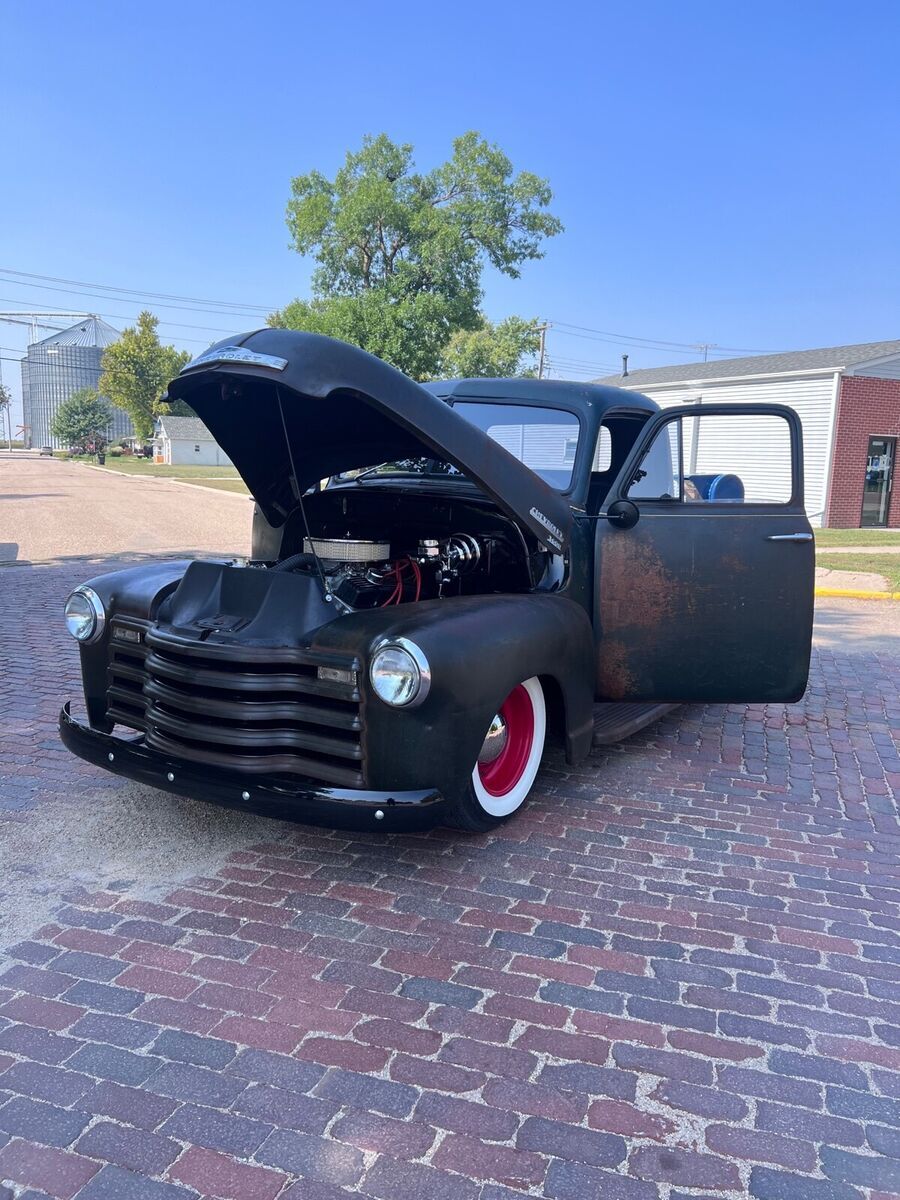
[60,330,815,830]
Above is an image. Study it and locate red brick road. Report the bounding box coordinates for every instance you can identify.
[1,560,899,1198]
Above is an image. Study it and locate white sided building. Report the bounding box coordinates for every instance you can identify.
[599,340,900,528]
[153,415,233,467]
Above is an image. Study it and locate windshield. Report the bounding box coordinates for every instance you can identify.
[453,402,580,489]
[331,402,581,491]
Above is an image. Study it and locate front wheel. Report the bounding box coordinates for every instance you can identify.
[449,677,546,831]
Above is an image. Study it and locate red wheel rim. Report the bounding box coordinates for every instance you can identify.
[477,684,535,797]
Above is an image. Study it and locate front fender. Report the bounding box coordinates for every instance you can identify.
[73,561,195,728]
[308,594,595,804]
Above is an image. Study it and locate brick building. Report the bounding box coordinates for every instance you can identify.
[600,341,900,527]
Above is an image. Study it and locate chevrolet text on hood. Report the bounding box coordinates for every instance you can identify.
[58,328,816,833]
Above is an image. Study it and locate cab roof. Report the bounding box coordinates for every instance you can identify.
[424,376,658,422]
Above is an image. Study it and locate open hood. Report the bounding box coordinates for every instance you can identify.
[166,330,573,553]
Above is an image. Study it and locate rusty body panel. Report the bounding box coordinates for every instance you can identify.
[594,511,814,701]
[592,403,814,704]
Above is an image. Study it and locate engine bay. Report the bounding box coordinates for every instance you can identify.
[261,486,551,612]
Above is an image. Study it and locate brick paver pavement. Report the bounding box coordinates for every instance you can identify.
[1,559,899,1198]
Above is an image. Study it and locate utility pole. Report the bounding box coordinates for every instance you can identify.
[537,323,550,379]
[693,342,717,362]
[0,361,10,451]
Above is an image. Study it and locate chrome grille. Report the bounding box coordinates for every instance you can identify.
[107,619,151,730]
[106,623,362,786]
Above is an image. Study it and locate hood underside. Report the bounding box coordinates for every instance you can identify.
[165,330,573,553]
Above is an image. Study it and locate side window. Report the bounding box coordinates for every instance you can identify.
[627,421,681,500]
[626,411,794,505]
[592,426,613,472]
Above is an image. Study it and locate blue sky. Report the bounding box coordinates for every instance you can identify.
[2,0,899,430]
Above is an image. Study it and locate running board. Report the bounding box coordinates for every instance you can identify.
[592,702,678,746]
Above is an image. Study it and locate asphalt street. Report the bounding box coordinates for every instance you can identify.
[0,455,251,564]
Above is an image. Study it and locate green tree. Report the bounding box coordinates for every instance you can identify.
[436,316,541,379]
[99,311,191,440]
[50,388,113,455]
[271,132,562,380]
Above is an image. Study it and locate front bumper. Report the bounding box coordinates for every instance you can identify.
[59,703,449,830]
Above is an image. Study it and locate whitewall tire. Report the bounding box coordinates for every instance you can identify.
[451,677,546,829]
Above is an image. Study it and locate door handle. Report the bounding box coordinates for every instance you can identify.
[765,533,813,542]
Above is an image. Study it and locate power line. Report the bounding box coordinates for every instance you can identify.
[550,320,706,350]
[547,319,768,357]
[0,301,232,345]
[543,357,614,378]
[548,327,712,357]
[0,355,104,374]
[0,268,274,313]
[0,275,273,322]
[546,353,621,370]
[2,270,768,361]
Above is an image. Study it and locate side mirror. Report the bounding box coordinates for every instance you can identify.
[606,499,640,530]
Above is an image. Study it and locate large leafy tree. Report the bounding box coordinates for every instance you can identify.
[271,132,561,379]
[50,388,113,454]
[99,311,191,440]
[436,316,541,379]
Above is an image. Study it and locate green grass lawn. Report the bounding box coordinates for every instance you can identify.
[815,528,900,547]
[64,454,250,493]
[817,553,900,590]
[98,458,242,480]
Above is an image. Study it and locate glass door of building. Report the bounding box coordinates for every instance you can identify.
[861,436,895,527]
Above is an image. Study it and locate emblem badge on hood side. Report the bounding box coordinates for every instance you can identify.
[183,345,289,372]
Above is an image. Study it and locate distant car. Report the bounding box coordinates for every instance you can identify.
[59,331,815,832]
[39,446,53,456]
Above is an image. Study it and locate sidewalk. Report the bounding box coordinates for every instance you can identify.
[0,456,249,565]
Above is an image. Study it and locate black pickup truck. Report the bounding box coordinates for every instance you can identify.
[60,330,815,830]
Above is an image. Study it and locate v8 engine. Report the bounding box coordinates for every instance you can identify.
[276,533,484,611]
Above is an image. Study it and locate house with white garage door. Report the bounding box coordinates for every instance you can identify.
[153,415,233,467]
[599,340,900,528]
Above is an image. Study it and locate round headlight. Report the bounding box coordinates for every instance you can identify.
[369,639,431,707]
[64,587,105,643]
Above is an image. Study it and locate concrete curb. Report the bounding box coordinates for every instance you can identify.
[76,461,251,501]
[815,587,900,601]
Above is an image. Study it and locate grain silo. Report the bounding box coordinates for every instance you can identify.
[20,316,131,448]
